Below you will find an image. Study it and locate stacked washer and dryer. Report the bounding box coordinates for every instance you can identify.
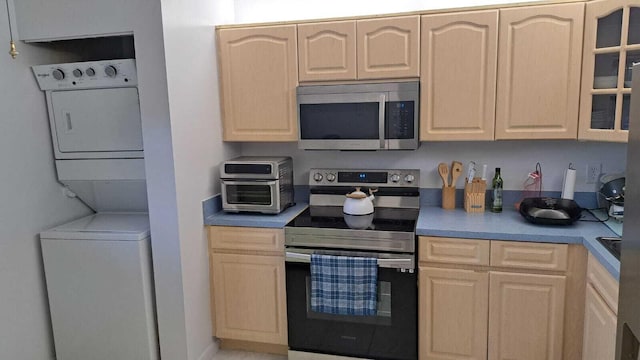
[32,60,158,360]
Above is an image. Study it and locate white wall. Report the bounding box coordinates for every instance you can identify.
[241,141,627,192]
[0,7,92,360]
[233,0,544,23]
[159,0,239,359]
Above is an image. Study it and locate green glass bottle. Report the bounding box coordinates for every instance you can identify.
[491,167,503,213]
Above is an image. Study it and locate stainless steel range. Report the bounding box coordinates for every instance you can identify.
[285,168,420,360]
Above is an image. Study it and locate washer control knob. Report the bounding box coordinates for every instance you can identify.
[404,174,415,183]
[326,173,336,182]
[104,65,117,78]
[313,172,323,182]
[52,69,65,80]
[390,174,401,183]
[72,69,83,78]
[86,67,96,76]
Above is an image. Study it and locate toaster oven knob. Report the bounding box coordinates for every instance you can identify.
[326,173,336,182]
[390,174,401,183]
[404,174,415,183]
[313,172,323,182]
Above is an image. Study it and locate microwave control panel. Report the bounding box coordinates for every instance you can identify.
[386,101,415,139]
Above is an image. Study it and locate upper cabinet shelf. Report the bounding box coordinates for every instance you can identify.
[579,0,640,142]
[297,16,420,82]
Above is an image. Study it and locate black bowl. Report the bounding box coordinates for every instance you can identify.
[519,197,582,225]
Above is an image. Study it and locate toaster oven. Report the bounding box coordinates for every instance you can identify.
[220,156,294,214]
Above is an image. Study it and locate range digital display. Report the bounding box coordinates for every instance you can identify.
[338,171,388,183]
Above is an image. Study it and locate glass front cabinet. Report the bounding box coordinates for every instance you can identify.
[579,0,640,142]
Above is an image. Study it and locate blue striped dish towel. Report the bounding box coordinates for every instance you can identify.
[310,254,378,316]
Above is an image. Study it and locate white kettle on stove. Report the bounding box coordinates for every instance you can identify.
[343,187,377,229]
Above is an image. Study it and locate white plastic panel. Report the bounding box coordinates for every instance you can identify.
[51,88,142,153]
[41,236,158,360]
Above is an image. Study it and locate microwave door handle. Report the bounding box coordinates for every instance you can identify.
[378,94,386,149]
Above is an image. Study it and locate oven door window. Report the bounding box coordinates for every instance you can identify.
[226,185,272,205]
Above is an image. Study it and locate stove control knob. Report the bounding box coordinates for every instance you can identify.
[104,65,118,78]
[326,173,336,182]
[390,174,401,183]
[313,172,323,182]
[404,174,415,183]
[52,69,65,80]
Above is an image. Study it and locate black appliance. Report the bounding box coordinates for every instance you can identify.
[518,197,583,225]
[285,168,420,360]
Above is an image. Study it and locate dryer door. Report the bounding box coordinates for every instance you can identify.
[51,87,142,154]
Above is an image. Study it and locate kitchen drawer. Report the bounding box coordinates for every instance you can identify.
[209,226,284,253]
[586,253,619,313]
[419,236,490,266]
[490,241,568,271]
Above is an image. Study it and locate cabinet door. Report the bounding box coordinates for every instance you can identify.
[420,267,489,360]
[13,0,131,41]
[217,26,298,141]
[357,16,420,80]
[297,21,357,81]
[420,10,498,141]
[495,3,584,140]
[582,284,617,360]
[211,253,287,344]
[488,271,566,360]
[578,0,639,142]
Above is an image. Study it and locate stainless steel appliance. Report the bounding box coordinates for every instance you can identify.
[616,63,640,359]
[297,82,419,150]
[285,168,420,360]
[220,156,294,214]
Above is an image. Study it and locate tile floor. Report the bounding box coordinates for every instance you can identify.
[213,350,287,360]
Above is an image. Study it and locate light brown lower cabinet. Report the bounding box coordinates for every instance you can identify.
[582,253,619,360]
[209,227,288,348]
[419,267,489,360]
[419,236,577,360]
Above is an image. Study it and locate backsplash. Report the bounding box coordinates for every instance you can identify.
[240,140,627,192]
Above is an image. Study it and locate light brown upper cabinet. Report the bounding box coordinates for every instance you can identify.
[420,10,498,141]
[495,3,584,140]
[357,16,421,80]
[297,16,420,82]
[217,25,299,141]
[298,21,357,82]
[578,0,640,142]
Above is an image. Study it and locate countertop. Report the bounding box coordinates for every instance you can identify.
[417,207,621,279]
[204,203,308,228]
[204,202,621,280]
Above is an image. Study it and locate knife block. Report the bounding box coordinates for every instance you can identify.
[464,178,486,213]
[442,186,456,210]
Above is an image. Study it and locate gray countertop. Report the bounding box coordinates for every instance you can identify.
[204,202,621,280]
[204,203,308,228]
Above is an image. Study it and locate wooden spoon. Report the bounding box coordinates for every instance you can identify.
[438,163,449,187]
[450,161,463,187]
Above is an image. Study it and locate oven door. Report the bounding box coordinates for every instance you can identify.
[297,92,386,150]
[285,249,417,360]
[221,179,280,213]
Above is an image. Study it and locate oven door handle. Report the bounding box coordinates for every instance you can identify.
[221,180,278,185]
[285,251,413,269]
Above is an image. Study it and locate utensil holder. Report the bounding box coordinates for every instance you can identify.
[464,178,486,213]
[442,186,456,210]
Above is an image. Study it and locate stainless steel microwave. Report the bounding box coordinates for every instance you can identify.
[296,81,419,150]
[220,156,294,214]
